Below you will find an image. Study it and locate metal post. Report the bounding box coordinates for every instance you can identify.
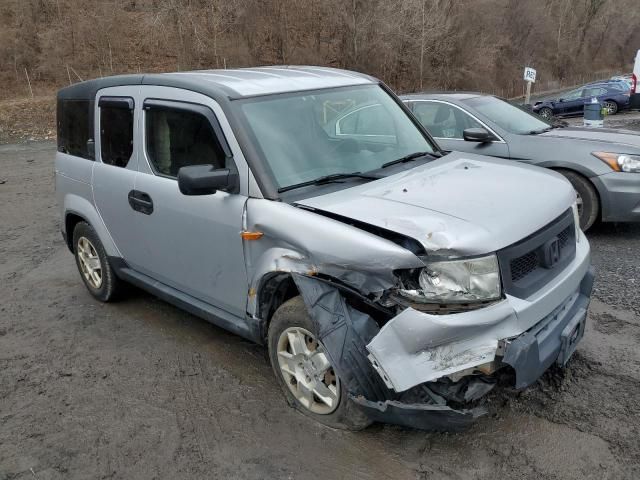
[24,68,34,99]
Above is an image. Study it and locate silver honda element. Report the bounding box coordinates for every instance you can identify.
[55,66,593,431]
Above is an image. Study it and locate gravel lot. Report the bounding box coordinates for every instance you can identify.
[1,140,639,480]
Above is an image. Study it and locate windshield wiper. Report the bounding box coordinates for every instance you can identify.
[278,172,381,193]
[528,127,553,135]
[381,151,436,169]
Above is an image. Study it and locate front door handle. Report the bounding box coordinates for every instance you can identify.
[128,190,154,215]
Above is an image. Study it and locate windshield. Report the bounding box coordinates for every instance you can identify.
[464,96,551,134]
[237,85,434,189]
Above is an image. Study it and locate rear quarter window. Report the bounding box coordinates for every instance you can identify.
[57,99,93,159]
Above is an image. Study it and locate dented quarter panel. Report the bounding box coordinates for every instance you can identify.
[243,198,425,316]
[367,233,591,392]
[297,152,576,255]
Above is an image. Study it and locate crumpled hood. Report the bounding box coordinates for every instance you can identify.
[540,127,640,150]
[297,152,575,255]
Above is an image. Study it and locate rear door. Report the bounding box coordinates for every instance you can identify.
[123,86,250,318]
[408,100,510,158]
[92,86,140,260]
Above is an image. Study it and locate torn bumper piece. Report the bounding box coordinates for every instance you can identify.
[350,396,486,433]
[292,274,485,431]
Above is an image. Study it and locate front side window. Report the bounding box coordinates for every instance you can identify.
[412,102,483,139]
[465,96,550,134]
[100,98,134,167]
[564,89,583,100]
[145,106,226,177]
[237,85,434,190]
[57,99,92,159]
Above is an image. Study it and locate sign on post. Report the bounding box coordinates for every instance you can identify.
[524,66,537,105]
[524,67,537,83]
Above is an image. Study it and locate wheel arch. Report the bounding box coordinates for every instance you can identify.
[255,270,394,344]
[64,211,87,252]
[256,272,300,340]
[550,166,603,222]
[62,193,121,258]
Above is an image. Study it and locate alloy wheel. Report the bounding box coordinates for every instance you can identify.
[540,108,553,119]
[603,101,617,115]
[276,327,340,414]
[77,236,103,289]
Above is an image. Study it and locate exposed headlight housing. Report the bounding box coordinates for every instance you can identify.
[398,254,501,304]
[592,152,640,173]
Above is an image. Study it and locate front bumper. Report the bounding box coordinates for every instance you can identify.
[593,172,640,222]
[366,235,592,394]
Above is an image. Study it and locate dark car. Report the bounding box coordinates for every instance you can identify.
[402,92,640,230]
[532,82,631,118]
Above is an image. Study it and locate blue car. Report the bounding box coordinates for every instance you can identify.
[532,82,631,119]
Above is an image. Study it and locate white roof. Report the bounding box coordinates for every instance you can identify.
[166,66,375,97]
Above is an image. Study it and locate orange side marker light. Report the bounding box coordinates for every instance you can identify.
[240,231,264,240]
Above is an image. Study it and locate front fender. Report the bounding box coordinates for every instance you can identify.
[243,198,424,317]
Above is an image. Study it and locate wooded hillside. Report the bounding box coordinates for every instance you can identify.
[1,0,638,100]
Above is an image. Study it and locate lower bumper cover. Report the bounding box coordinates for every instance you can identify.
[502,266,593,388]
[351,396,485,432]
[594,172,640,222]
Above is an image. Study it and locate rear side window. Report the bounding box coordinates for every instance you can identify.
[99,97,134,168]
[145,106,227,177]
[57,99,92,159]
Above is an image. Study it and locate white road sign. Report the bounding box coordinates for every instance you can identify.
[524,67,537,83]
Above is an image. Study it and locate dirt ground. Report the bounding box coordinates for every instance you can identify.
[1,140,640,479]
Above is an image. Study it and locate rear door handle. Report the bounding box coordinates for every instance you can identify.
[128,190,154,215]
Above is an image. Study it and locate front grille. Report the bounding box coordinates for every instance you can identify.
[510,251,538,282]
[497,210,576,299]
[558,226,570,250]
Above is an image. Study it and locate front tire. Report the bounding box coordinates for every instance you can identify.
[267,296,371,430]
[538,107,553,119]
[557,170,599,231]
[72,222,121,302]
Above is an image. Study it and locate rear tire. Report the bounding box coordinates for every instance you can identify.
[268,296,371,430]
[557,170,599,231]
[72,222,121,302]
[603,100,618,115]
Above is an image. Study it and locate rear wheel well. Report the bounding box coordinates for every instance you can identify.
[65,213,86,252]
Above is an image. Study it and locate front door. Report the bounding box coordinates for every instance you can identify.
[124,87,249,318]
[409,100,510,158]
[558,89,584,115]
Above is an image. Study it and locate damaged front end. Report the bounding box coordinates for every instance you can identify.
[246,196,592,431]
[292,274,489,432]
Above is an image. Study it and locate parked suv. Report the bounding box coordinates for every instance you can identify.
[56,67,593,431]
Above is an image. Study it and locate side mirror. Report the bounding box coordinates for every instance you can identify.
[177,164,238,195]
[463,128,493,143]
[558,98,565,103]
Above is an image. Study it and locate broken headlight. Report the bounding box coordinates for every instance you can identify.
[398,254,501,304]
